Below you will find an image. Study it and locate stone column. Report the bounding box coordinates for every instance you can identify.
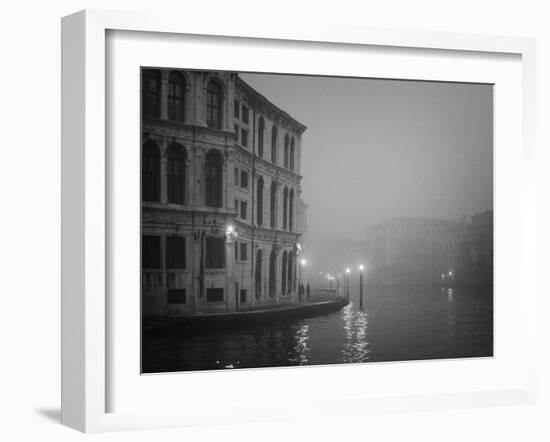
[226,236,236,312]
[159,234,167,315]
[192,146,203,207]
[160,154,168,204]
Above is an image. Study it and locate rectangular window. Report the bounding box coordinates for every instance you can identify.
[205,237,225,269]
[241,128,248,147]
[242,105,249,124]
[234,242,238,260]
[240,170,248,189]
[166,236,186,269]
[240,242,248,261]
[234,167,239,186]
[234,199,239,213]
[206,288,224,302]
[234,124,239,137]
[234,100,240,119]
[239,289,247,304]
[240,201,247,220]
[168,289,187,304]
[142,236,161,268]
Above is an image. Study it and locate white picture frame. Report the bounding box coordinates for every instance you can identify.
[61,9,537,433]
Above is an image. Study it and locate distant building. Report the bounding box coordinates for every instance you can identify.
[365,217,459,285]
[458,210,493,285]
[365,211,493,286]
[141,69,307,318]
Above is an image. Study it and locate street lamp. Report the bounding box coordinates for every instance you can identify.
[345,268,351,299]
[359,264,365,309]
[225,224,238,241]
[327,274,334,290]
[298,258,307,300]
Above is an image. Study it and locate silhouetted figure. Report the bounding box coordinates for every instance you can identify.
[306,283,311,301]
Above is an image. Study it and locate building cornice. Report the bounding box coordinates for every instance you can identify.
[233,143,303,182]
[235,76,307,134]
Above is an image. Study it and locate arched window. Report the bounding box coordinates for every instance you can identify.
[168,71,185,122]
[258,117,265,158]
[289,189,295,231]
[282,187,289,230]
[142,140,160,202]
[290,136,295,171]
[142,69,161,118]
[284,134,289,168]
[205,149,223,207]
[257,176,264,226]
[255,249,263,299]
[269,249,277,298]
[271,125,278,163]
[269,249,277,299]
[270,182,277,229]
[206,80,223,129]
[287,252,293,296]
[167,144,186,204]
[281,251,288,296]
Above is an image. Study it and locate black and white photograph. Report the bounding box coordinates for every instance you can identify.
[140,68,493,373]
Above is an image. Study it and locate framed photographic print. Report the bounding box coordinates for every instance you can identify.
[61,9,537,432]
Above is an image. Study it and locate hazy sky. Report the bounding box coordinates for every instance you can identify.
[240,73,493,241]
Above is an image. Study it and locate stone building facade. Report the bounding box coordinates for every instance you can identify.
[141,69,307,318]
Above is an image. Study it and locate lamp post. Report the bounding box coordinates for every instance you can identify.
[299,258,307,286]
[299,258,307,302]
[359,264,364,309]
[225,224,238,311]
[345,268,351,299]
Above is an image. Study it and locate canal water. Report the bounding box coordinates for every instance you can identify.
[142,284,493,373]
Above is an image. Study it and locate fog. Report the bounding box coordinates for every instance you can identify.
[240,73,493,243]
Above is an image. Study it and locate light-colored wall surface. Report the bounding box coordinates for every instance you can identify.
[1,0,549,441]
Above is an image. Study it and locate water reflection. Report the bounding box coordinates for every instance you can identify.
[289,325,310,365]
[142,285,493,373]
[445,288,456,340]
[341,303,370,363]
[447,288,454,303]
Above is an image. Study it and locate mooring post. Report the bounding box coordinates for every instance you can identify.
[359,271,363,309]
[359,264,364,309]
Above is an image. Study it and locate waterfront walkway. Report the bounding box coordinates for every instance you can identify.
[145,289,348,330]
[236,289,343,313]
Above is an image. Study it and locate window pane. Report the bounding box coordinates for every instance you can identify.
[142,143,160,202]
[241,128,248,147]
[206,288,224,302]
[205,150,223,207]
[205,237,225,269]
[240,243,247,261]
[142,70,160,119]
[240,171,248,189]
[206,80,222,129]
[168,289,186,304]
[142,236,161,268]
[167,147,186,204]
[166,236,186,269]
